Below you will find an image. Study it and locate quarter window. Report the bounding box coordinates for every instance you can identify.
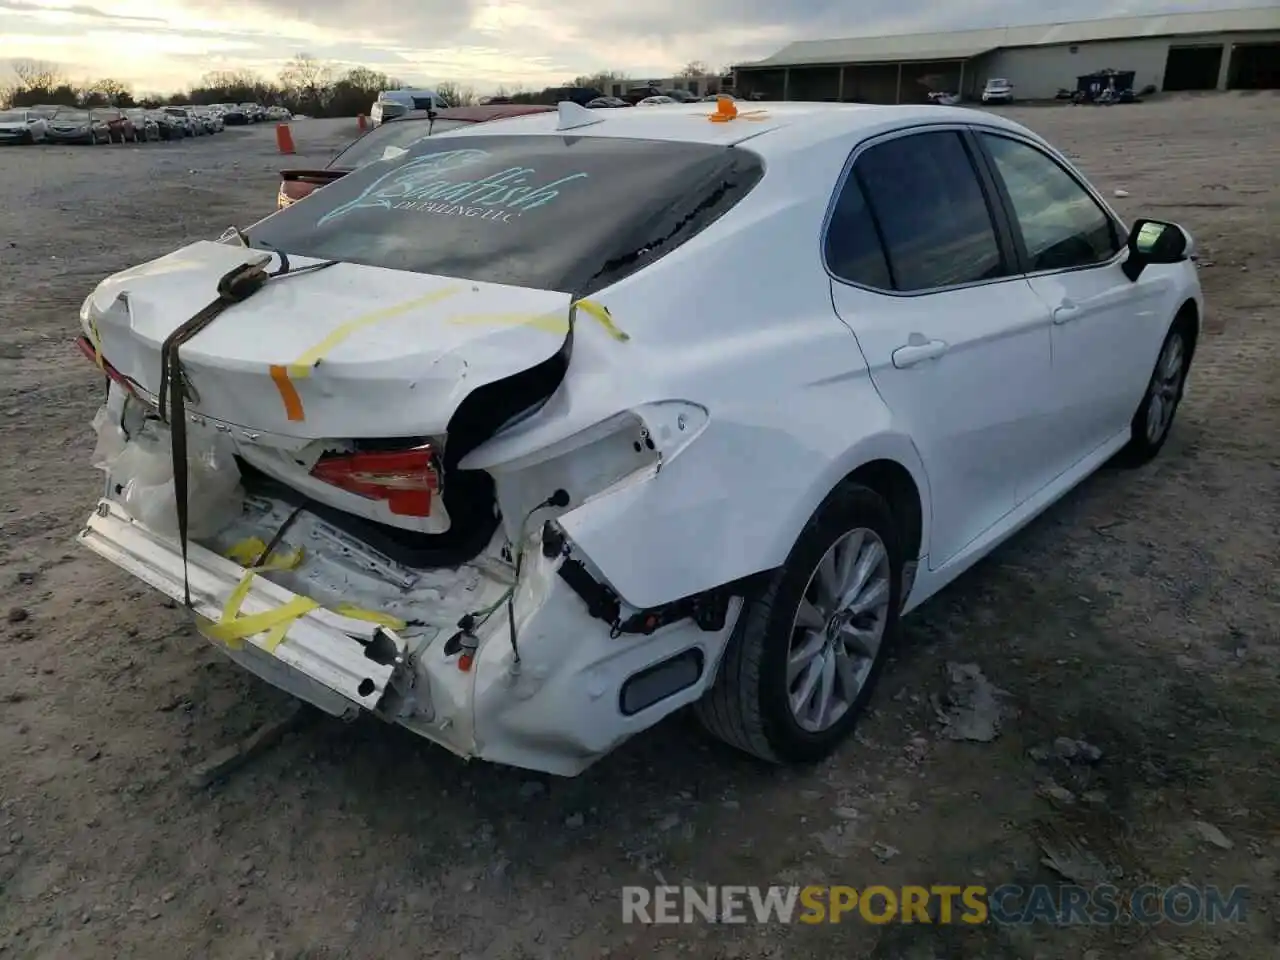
[824,174,892,289]
[980,133,1120,272]
[854,130,1005,292]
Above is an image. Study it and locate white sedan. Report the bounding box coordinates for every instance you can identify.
[0,108,49,144]
[75,101,1200,776]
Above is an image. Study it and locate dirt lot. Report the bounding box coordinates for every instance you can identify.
[1,97,1277,959]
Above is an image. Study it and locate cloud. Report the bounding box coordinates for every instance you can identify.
[0,0,163,22]
[1,0,1274,93]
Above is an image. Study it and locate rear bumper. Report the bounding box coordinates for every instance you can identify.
[79,498,741,776]
[79,499,410,719]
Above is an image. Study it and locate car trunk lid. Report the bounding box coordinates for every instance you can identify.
[83,239,575,442]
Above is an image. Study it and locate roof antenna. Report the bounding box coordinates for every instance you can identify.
[556,100,604,131]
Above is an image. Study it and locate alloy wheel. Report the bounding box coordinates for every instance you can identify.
[786,527,892,732]
[1145,332,1185,444]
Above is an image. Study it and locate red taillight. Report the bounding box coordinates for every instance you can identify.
[310,446,441,517]
[75,335,138,396]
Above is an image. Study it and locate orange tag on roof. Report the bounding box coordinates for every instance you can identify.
[708,97,738,122]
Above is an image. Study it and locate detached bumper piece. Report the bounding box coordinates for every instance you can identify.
[78,499,410,719]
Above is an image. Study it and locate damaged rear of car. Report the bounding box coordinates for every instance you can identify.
[77,124,775,774]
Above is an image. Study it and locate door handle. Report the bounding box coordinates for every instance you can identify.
[892,338,949,369]
[1052,300,1081,324]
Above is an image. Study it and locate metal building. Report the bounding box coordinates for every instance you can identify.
[733,6,1280,103]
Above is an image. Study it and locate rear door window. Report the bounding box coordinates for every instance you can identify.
[249,134,764,295]
[854,130,1006,292]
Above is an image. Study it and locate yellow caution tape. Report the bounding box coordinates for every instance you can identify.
[446,297,630,342]
[201,541,407,655]
[287,286,463,379]
[573,299,630,341]
[224,537,303,569]
[331,603,408,631]
[447,309,570,335]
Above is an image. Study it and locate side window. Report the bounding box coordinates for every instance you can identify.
[854,131,1005,292]
[980,133,1120,272]
[824,174,892,289]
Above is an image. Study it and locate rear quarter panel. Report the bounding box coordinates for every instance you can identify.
[468,129,933,608]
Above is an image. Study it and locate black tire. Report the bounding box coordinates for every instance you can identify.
[1115,314,1194,467]
[696,482,903,763]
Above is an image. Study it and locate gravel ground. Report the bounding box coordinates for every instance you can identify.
[0,99,1277,959]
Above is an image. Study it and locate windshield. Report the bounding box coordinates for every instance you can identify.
[248,134,763,295]
[164,108,188,116]
[329,119,474,169]
[57,111,90,122]
[0,111,27,122]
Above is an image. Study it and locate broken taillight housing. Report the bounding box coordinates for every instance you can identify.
[75,335,139,397]
[310,445,441,517]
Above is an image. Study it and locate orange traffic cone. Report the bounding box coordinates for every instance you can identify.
[275,122,295,155]
[357,114,368,132]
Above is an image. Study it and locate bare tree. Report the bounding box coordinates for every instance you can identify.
[279,53,333,111]
[572,71,628,93]
[91,78,133,105]
[434,82,477,107]
[678,60,710,78]
[12,59,64,91]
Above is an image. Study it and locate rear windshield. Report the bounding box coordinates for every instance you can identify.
[330,119,474,169]
[247,134,764,296]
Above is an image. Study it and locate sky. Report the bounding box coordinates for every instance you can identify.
[0,0,1271,96]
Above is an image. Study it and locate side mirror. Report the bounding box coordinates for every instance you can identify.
[1121,218,1193,282]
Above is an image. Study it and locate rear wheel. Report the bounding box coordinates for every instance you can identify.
[1116,318,1192,467]
[696,482,901,763]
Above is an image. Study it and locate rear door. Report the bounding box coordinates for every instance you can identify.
[974,130,1167,476]
[826,127,1054,569]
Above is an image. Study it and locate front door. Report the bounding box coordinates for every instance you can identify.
[825,128,1053,569]
[975,131,1169,475]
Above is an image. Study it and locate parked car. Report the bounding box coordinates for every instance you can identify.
[982,78,1014,103]
[125,108,160,142]
[93,108,139,143]
[637,95,677,106]
[0,108,50,144]
[586,96,630,109]
[145,110,183,140]
[161,107,197,136]
[221,105,248,125]
[195,109,223,133]
[542,86,604,106]
[275,103,556,208]
[75,102,1201,777]
[45,109,109,145]
[370,89,451,126]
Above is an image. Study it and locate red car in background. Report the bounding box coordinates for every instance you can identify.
[275,104,555,209]
[95,107,140,143]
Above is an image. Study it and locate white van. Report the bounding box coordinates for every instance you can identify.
[370,89,451,126]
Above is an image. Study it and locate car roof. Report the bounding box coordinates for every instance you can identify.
[425,101,1042,156]
[393,104,557,124]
